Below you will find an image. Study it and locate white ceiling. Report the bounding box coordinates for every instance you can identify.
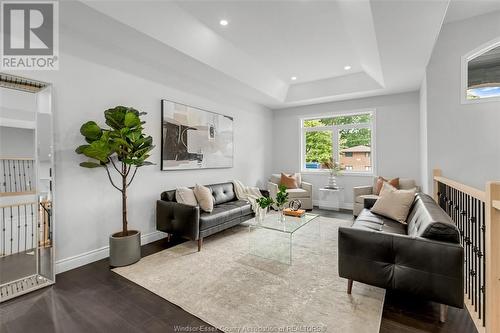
[72,0,500,109]
[175,1,360,84]
[445,0,500,23]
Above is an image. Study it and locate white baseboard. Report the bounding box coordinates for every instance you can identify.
[313,200,353,210]
[55,230,166,274]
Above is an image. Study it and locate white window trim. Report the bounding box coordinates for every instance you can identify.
[461,36,500,105]
[299,109,377,176]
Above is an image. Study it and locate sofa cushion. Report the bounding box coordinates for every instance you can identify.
[374,177,400,195]
[194,184,214,212]
[371,184,416,223]
[286,188,308,198]
[281,173,300,189]
[352,209,407,235]
[206,182,236,205]
[199,200,252,230]
[355,194,379,204]
[406,193,460,243]
[175,187,197,206]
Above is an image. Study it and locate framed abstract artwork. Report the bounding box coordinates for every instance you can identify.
[161,99,234,170]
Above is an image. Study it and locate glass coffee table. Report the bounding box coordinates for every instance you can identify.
[247,213,319,264]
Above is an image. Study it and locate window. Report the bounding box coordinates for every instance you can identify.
[301,111,374,173]
[463,39,500,102]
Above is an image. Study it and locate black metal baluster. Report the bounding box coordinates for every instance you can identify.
[30,203,34,250]
[478,197,483,319]
[472,195,476,305]
[17,205,20,253]
[481,201,486,327]
[17,160,22,192]
[24,204,28,252]
[37,203,41,247]
[1,207,5,256]
[2,160,6,192]
[9,206,13,255]
[22,160,27,192]
[8,160,13,192]
[12,160,18,192]
[26,160,31,191]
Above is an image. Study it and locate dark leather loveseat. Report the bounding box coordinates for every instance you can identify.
[338,193,464,322]
[156,182,254,251]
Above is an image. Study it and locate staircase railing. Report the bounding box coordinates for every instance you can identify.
[433,169,499,333]
[0,158,35,196]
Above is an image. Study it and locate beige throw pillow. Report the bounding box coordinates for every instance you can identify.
[193,184,214,213]
[175,187,198,206]
[371,183,416,223]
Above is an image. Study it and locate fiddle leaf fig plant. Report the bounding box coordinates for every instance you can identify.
[75,106,154,236]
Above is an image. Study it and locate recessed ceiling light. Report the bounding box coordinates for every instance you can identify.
[219,19,228,26]
[344,65,352,70]
[291,76,297,81]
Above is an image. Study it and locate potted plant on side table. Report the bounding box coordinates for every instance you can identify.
[75,106,154,267]
[322,157,341,189]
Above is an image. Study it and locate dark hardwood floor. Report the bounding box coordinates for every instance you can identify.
[0,209,477,333]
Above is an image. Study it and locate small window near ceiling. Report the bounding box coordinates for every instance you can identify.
[465,43,500,101]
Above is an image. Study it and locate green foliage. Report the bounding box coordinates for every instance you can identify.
[304,115,372,165]
[76,106,155,170]
[256,196,274,209]
[75,106,155,235]
[275,185,289,208]
[305,130,332,163]
[339,128,371,150]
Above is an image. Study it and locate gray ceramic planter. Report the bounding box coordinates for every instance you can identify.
[109,230,141,267]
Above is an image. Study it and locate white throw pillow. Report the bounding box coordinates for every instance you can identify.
[193,184,214,213]
[175,187,198,206]
[371,183,416,223]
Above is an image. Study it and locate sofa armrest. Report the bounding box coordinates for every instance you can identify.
[353,185,373,197]
[156,200,200,240]
[301,181,312,196]
[338,226,464,308]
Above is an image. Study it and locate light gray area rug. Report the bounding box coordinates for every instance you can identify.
[113,216,385,333]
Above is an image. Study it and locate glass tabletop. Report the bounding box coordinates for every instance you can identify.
[248,213,319,234]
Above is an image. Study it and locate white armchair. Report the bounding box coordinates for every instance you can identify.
[268,174,313,210]
[353,177,418,216]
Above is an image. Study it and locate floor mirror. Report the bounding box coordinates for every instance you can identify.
[0,74,55,302]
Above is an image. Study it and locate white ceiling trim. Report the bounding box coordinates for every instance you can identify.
[338,0,385,87]
[82,0,288,103]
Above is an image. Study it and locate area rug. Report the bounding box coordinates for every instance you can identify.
[113,216,385,332]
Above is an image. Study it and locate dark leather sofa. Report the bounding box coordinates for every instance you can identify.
[156,182,254,251]
[338,193,464,322]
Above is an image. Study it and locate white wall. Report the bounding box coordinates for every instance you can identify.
[0,127,35,158]
[425,11,500,191]
[419,73,429,193]
[6,51,273,272]
[272,92,420,207]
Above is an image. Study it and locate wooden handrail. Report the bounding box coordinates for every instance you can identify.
[433,168,499,333]
[0,201,38,209]
[433,175,486,201]
[0,190,36,197]
[0,157,34,160]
